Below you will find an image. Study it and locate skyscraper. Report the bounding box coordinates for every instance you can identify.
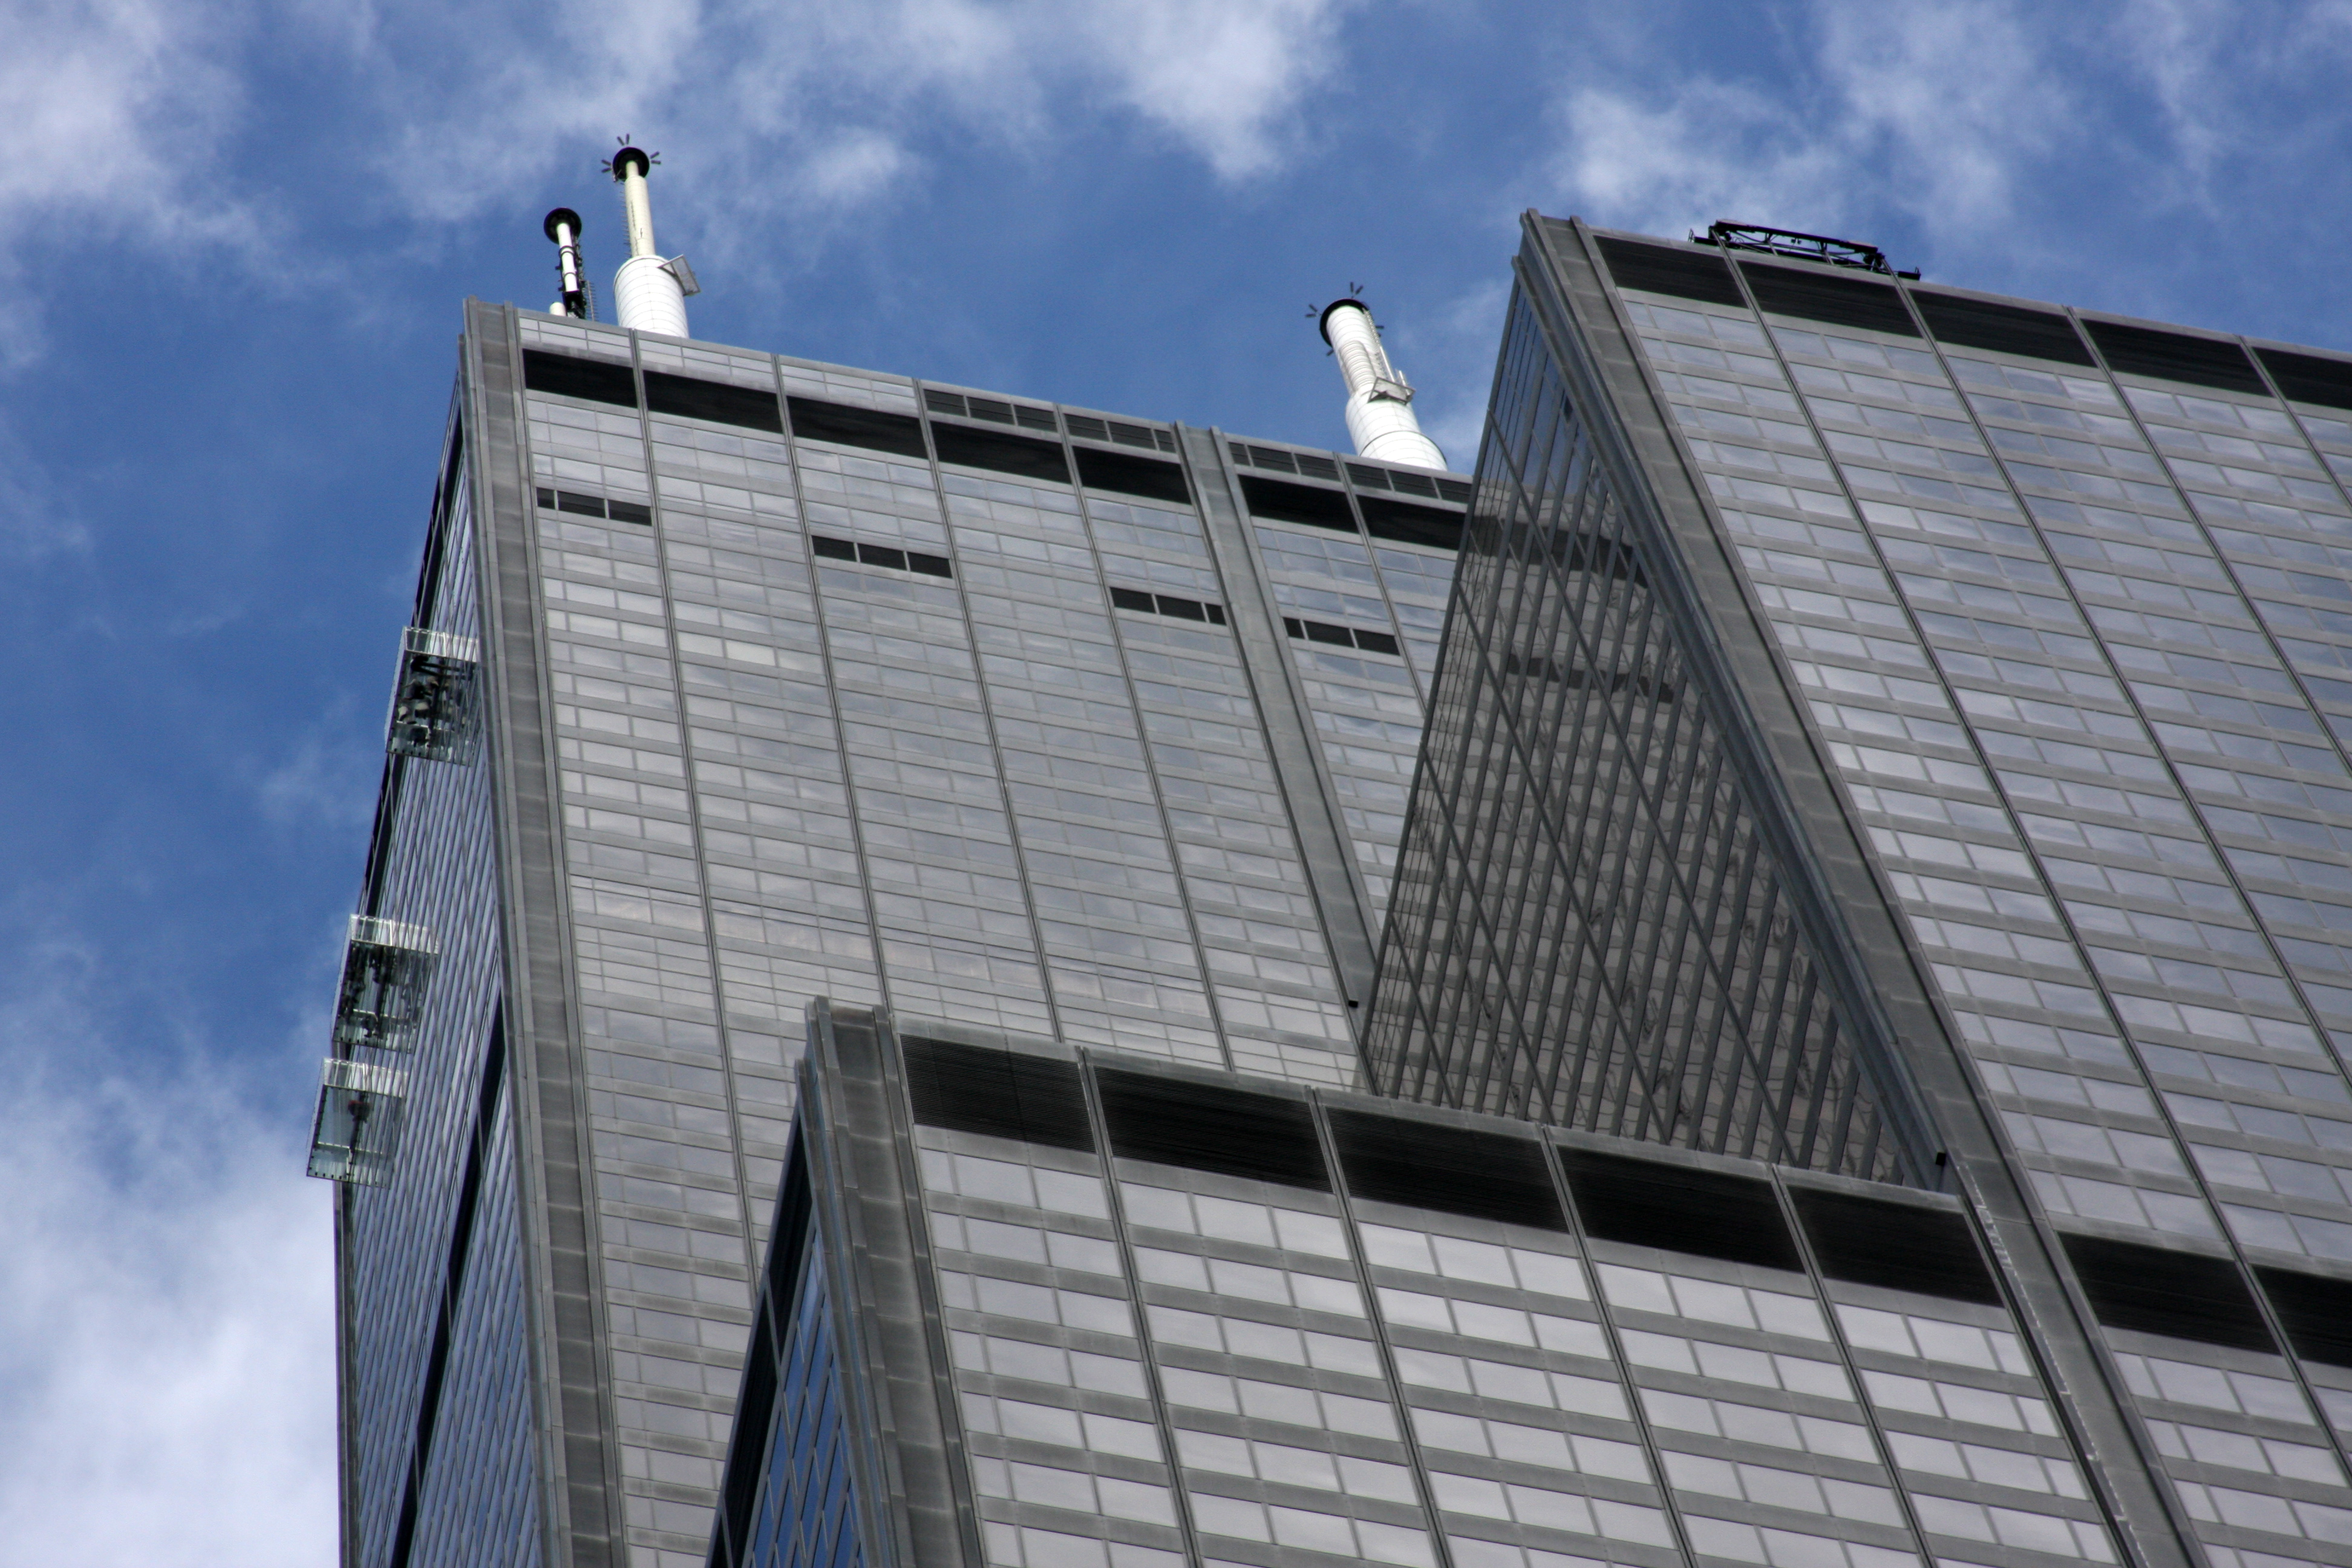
[1371,215,2352,1568]
[309,272,1472,1568]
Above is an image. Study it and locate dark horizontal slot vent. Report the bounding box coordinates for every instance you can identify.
[930,421,1072,485]
[1284,616,1397,655]
[1359,495,1463,551]
[1116,586,1224,625]
[1330,1109,1565,1230]
[1436,479,1473,503]
[1791,1188,1999,1304]
[1248,445,1299,474]
[1296,455,1341,482]
[644,370,784,433]
[966,397,1015,424]
[809,535,951,578]
[786,397,930,459]
[1228,442,1254,468]
[1558,1149,1801,1270]
[1741,262,1919,338]
[1596,235,1745,308]
[903,1035,1093,1151]
[1911,292,2092,367]
[1243,475,1357,533]
[1096,1068,1327,1190]
[1388,471,1439,498]
[2255,1266,2352,1367]
[2256,347,2352,413]
[536,488,652,526]
[1066,415,1111,442]
[1016,407,1058,432]
[522,348,639,408]
[1345,463,1389,489]
[2083,320,2264,395]
[924,388,966,416]
[2062,1234,2273,1351]
[1075,446,1189,505]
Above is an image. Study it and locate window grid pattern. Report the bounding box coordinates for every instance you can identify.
[500,310,1428,1559]
[1367,289,1924,1185]
[1584,250,2352,1560]
[1250,517,1443,912]
[742,1242,866,1568]
[890,1072,2128,1568]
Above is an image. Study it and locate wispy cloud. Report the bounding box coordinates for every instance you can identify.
[0,942,334,1566]
[1547,0,2068,256]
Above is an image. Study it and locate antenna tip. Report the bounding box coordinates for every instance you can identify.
[1315,295,1373,346]
[610,145,652,181]
[543,207,583,243]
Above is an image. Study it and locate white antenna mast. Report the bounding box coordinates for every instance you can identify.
[1316,291,1445,471]
[543,207,590,318]
[602,141,699,338]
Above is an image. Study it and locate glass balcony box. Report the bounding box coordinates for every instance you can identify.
[305,1056,408,1185]
[331,915,439,1053]
[387,626,481,762]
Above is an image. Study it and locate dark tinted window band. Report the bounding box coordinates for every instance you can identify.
[521,348,639,408]
[2062,1233,2275,1351]
[2083,320,2265,395]
[1285,617,1399,655]
[1557,1148,1803,1270]
[1074,446,1191,505]
[785,396,930,459]
[1910,292,2094,368]
[1330,1109,1566,1231]
[2256,347,2352,413]
[1241,474,1357,533]
[535,487,652,526]
[1740,261,1919,338]
[929,420,1073,485]
[809,534,952,578]
[903,1035,1094,1152]
[1111,586,1224,625]
[1595,235,1745,309]
[2254,1265,2352,1367]
[1359,495,1463,551]
[1790,1187,2000,1304]
[643,370,784,433]
[1096,1069,1327,1189]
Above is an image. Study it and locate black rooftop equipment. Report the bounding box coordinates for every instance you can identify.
[1697,221,1918,279]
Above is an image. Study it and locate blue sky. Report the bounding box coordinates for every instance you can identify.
[8,1,2352,1558]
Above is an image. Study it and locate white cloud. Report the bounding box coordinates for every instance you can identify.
[0,945,335,1566]
[1549,0,2065,253]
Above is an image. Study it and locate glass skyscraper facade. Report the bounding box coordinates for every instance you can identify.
[312,298,1468,1568]
[325,208,2352,1568]
[1370,215,2352,1568]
